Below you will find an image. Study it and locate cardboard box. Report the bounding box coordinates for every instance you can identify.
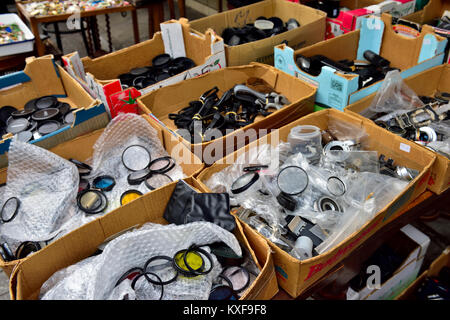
[274,13,448,111]
[403,0,450,24]
[0,114,205,277]
[397,246,450,299]
[137,62,317,164]
[9,178,279,300]
[345,64,450,194]
[0,55,109,168]
[62,19,226,116]
[195,109,436,297]
[346,224,430,300]
[189,0,327,66]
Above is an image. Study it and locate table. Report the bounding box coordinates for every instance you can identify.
[272,188,450,300]
[15,1,138,57]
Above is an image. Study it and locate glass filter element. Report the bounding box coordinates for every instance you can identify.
[277,166,309,195]
[122,145,151,171]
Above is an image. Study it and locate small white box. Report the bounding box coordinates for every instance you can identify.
[0,13,35,57]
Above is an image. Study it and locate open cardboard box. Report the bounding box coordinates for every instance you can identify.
[9,178,279,300]
[345,64,450,194]
[195,109,436,297]
[189,0,326,66]
[346,224,430,300]
[396,245,450,299]
[403,0,450,24]
[274,13,447,111]
[137,62,317,165]
[62,19,226,116]
[0,55,109,169]
[0,114,204,277]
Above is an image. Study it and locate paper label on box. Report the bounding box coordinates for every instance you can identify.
[400,143,411,153]
[161,22,186,59]
[294,71,319,87]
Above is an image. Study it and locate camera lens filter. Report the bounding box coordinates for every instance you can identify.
[77,189,108,214]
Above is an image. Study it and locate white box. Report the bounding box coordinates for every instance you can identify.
[0,13,34,57]
[347,224,430,300]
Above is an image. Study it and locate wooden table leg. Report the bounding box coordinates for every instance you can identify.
[147,6,154,38]
[168,0,176,19]
[152,2,164,33]
[30,19,45,56]
[131,8,140,44]
[178,0,186,18]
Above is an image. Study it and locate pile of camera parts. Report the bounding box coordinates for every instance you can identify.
[0,96,75,143]
[222,16,300,46]
[118,54,196,90]
[169,84,290,143]
[296,50,398,89]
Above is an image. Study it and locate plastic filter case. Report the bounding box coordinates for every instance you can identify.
[288,125,322,163]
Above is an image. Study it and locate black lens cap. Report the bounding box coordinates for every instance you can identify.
[32,108,60,121]
[132,76,147,89]
[27,120,38,132]
[141,77,156,88]
[155,72,171,82]
[7,118,29,134]
[35,96,58,110]
[119,73,135,87]
[152,54,171,69]
[0,106,17,123]
[58,102,71,115]
[16,130,33,143]
[24,98,38,112]
[268,17,283,28]
[130,67,150,76]
[37,120,60,135]
[11,108,34,118]
[64,111,75,125]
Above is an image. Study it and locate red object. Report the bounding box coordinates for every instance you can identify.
[109,87,142,118]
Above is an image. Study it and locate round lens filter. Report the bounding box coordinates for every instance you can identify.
[221,266,250,293]
[128,169,151,185]
[16,130,33,143]
[1,197,20,223]
[35,96,58,110]
[231,172,259,194]
[77,189,108,214]
[64,111,75,125]
[148,156,175,174]
[93,175,116,191]
[120,189,143,206]
[11,108,34,118]
[327,176,346,196]
[7,118,29,134]
[78,178,90,193]
[144,173,173,191]
[24,99,38,112]
[144,255,178,285]
[173,249,205,277]
[58,102,71,115]
[122,145,151,171]
[209,284,237,300]
[277,166,309,195]
[115,267,144,287]
[37,120,60,135]
[15,241,41,259]
[32,108,60,121]
[69,158,92,176]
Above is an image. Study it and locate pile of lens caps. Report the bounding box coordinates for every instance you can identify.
[222,16,300,46]
[114,243,254,300]
[72,145,176,214]
[118,54,196,90]
[0,96,76,143]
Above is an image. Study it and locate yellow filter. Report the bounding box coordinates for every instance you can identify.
[120,190,142,205]
[174,250,204,272]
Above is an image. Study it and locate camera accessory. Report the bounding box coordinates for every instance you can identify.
[148,156,175,174]
[286,18,300,30]
[16,130,33,143]
[1,197,20,223]
[120,189,143,206]
[209,282,238,300]
[15,241,42,259]
[277,166,309,195]
[69,158,92,176]
[417,126,437,143]
[0,106,17,127]
[92,175,116,191]
[276,192,297,211]
[221,266,250,293]
[129,67,150,77]
[144,255,178,285]
[35,96,58,110]
[152,54,172,69]
[115,267,144,287]
[231,172,260,194]
[0,242,15,261]
[122,145,151,171]
[77,189,108,214]
[131,272,164,300]
[144,173,173,190]
[293,236,313,260]
[11,108,34,118]
[7,117,29,134]
[31,108,60,121]
[327,176,346,196]
[78,178,90,193]
[254,19,274,30]
[315,196,343,213]
[57,102,71,115]
[64,111,75,125]
[173,245,213,277]
[363,50,390,69]
[395,166,419,181]
[37,120,60,135]
[127,169,151,185]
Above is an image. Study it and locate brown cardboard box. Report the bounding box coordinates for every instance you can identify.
[137,62,317,164]
[62,19,226,113]
[195,109,436,297]
[396,246,450,299]
[345,64,450,194]
[0,114,204,277]
[403,0,450,24]
[0,55,109,168]
[9,178,279,300]
[189,0,326,66]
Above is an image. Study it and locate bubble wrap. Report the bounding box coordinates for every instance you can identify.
[0,139,79,243]
[40,221,241,300]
